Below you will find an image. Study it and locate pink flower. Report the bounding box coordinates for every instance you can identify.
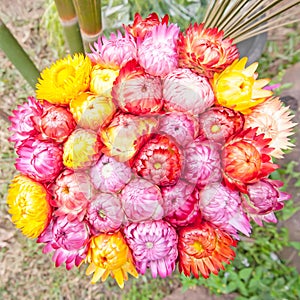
[37,216,90,270]
[121,178,164,222]
[158,112,200,147]
[88,31,137,68]
[86,193,124,234]
[163,68,215,115]
[9,96,43,148]
[138,24,180,77]
[242,179,291,226]
[50,169,95,221]
[124,220,178,278]
[112,60,163,115]
[90,155,132,193]
[199,183,251,237]
[15,138,63,182]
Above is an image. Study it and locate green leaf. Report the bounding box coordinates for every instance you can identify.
[289,241,300,251]
[239,268,253,282]
[225,281,238,293]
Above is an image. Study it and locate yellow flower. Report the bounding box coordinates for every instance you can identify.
[84,232,138,288]
[90,65,119,97]
[7,174,52,238]
[36,54,92,105]
[213,57,272,114]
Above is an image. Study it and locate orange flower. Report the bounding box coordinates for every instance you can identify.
[178,222,237,279]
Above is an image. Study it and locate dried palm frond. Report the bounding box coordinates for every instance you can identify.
[203,0,300,43]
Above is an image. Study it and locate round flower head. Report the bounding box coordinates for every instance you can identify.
[70,92,116,131]
[222,128,278,193]
[9,96,43,148]
[36,53,91,105]
[63,128,102,170]
[163,68,214,115]
[85,232,138,288]
[213,57,273,114]
[7,174,52,238]
[178,222,237,279]
[90,155,132,193]
[138,23,180,77]
[37,216,90,270]
[86,193,124,234]
[178,23,239,78]
[121,178,164,222]
[244,97,296,158]
[124,220,178,278]
[50,169,95,221]
[112,60,163,115]
[39,103,76,143]
[132,135,182,186]
[199,183,251,237]
[16,138,63,183]
[88,31,137,69]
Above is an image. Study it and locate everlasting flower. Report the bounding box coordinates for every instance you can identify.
[124,220,178,278]
[132,135,182,186]
[63,128,102,169]
[70,93,116,131]
[112,60,163,115]
[7,174,52,238]
[85,232,138,288]
[178,222,237,278]
[121,178,164,222]
[244,97,296,158]
[37,216,90,270]
[222,128,278,193]
[178,23,239,78]
[138,23,180,77]
[50,170,94,221]
[163,68,214,115]
[86,193,124,234]
[242,179,291,226]
[36,54,91,105]
[88,31,137,69]
[199,183,251,237]
[213,57,272,114]
[16,138,63,183]
[90,155,132,193]
[9,96,43,148]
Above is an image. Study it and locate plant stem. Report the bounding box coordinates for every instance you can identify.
[54,0,84,54]
[0,18,40,89]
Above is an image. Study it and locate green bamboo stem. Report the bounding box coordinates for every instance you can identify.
[72,0,102,53]
[54,0,84,54]
[0,18,40,89]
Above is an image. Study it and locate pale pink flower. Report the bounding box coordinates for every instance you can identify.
[86,193,124,234]
[50,169,95,221]
[37,216,90,270]
[124,220,178,278]
[138,24,180,77]
[163,68,215,115]
[121,178,164,222]
[15,138,63,182]
[199,183,251,237]
[90,155,132,193]
[88,31,137,69]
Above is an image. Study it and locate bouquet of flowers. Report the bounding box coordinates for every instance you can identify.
[7,12,296,288]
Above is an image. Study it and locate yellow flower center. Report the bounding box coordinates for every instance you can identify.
[146,242,154,249]
[211,124,221,133]
[192,241,203,252]
[54,65,76,87]
[154,162,162,169]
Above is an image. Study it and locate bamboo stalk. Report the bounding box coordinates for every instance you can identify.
[72,0,102,53]
[0,18,40,89]
[54,0,84,54]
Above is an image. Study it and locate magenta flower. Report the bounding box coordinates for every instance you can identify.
[121,178,164,222]
[37,216,90,270]
[163,68,215,115]
[124,220,178,278]
[199,183,251,237]
[50,169,95,221]
[90,155,132,193]
[15,138,63,182]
